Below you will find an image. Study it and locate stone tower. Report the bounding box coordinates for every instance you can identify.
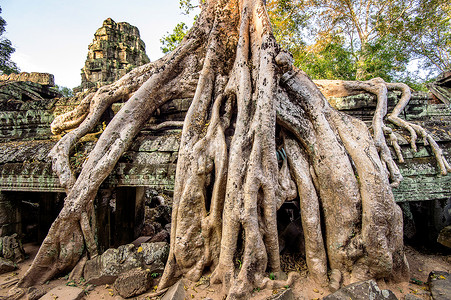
[78,18,150,91]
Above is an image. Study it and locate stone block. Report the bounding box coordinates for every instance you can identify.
[0,257,16,274]
[40,285,84,300]
[0,72,55,86]
[324,280,397,300]
[161,280,186,300]
[131,236,152,247]
[114,268,151,298]
[84,242,169,285]
[141,242,169,270]
[84,244,141,285]
[404,294,422,300]
[428,271,451,300]
[0,234,25,263]
[437,226,451,248]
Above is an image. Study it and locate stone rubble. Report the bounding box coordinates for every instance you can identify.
[83,242,169,285]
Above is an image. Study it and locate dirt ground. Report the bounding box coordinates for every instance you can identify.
[0,243,450,300]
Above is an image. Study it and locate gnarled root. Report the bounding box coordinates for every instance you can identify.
[48,60,174,190]
[280,70,409,286]
[315,77,450,186]
[386,82,451,175]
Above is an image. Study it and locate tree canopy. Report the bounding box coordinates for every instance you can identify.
[400,0,451,76]
[162,0,450,83]
[0,6,19,75]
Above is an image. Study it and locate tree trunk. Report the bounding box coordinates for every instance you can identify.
[15,0,440,298]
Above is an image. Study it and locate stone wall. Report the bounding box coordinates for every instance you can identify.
[329,91,451,203]
[77,18,150,91]
[0,72,55,86]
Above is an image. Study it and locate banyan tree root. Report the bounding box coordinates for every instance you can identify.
[16,0,420,298]
[314,78,451,186]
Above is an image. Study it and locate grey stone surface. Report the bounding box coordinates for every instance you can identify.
[437,225,451,248]
[84,242,169,284]
[141,242,169,269]
[428,270,451,300]
[324,280,398,300]
[0,234,25,263]
[404,294,422,300]
[114,268,151,298]
[40,285,84,300]
[0,72,55,86]
[268,288,294,300]
[84,244,142,285]
[0,257,15,274]
[149,230,170,243]
[161,280,186,300]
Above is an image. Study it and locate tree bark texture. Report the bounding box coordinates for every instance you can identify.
[15,0,450,298]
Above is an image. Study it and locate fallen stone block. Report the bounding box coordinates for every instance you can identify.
[0,257,15,274]
[40,285,84,300]
[404,294,423,300]
[84,242,169,284]
[114,268,151,298]
[323,280,397,300]
[161,280,186,300]
[428,270,451,300]
[437,226,451,248]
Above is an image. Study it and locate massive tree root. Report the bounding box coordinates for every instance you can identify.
[17,0,451,298]
[314,78,451,186]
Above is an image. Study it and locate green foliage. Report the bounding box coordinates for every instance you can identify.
[163,0,449,84]
[179,0,198,15]
[0,6,20,75]
[269,272,275,280]
[294,34,356,80]
[151,272,160,278]
[399,0,451,76]
[160,22,189,54]
[267,0,431,83]
[266,0,308,52]
[53,85,74,98]
[160,0,198,54]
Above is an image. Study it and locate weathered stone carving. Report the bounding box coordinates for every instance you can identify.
[78,18,150,91]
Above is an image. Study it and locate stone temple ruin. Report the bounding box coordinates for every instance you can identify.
[0,18,450,298]
[77,18,150,92]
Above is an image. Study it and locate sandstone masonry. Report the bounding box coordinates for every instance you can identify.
[78,18,150,91]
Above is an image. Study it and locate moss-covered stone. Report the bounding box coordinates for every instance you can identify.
[77,18,150,91]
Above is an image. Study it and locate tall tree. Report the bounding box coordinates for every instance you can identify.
[267,0,414,81]
[0,7,19,75]
[13,0,449,299]
[401,0,450,76]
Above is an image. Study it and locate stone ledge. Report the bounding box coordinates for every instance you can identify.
[0,72,55,86]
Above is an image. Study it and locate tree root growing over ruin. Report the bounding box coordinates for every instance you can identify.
[15,0,450,298]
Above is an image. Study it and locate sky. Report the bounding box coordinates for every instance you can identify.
[1,0,197,88]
